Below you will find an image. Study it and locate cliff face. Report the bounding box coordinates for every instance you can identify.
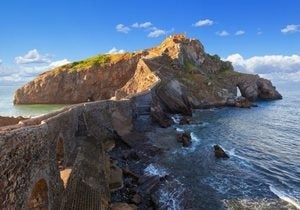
[14,34,282,114]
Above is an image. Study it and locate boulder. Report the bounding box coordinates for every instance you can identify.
[213,145,229,158]
[131,193,141,204]
[177,132,192,147]
[236,75,282,101]
[150,96,173,128]
[109,165,123,191]
[257,78,282,100]
[179,116,191,125]
[234,96,252,108]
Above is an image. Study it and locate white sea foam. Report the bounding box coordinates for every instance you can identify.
[269,185,300,209]
[171,115,181,124]
[176,127,184,132]
[175,132,201,154]
[144,163,169,177]
[159,188,182,210]
[191,132,201,143]
[158,179,186,210]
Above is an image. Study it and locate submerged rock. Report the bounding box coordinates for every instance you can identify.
[214,144,229,159]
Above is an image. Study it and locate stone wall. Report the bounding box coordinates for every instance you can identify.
[0,98,134,209]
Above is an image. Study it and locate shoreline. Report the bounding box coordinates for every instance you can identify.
[108,115,194,209]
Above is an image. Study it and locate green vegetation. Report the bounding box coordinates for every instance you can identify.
[184,59,197,72]
[69,54,111,71]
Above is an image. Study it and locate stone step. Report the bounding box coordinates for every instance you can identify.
[59,136,109,210]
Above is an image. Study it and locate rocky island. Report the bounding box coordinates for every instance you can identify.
[1,34,282,209]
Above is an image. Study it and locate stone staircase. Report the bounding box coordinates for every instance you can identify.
[134,92,152,116]
[59,136,109,210]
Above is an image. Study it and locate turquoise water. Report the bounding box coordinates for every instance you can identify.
[149,83,300,210]
[0,84,66,117]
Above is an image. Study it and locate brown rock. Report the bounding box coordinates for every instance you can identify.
[131,193,141,204]
[235,96,252,108]
[0,116,27,127]
[179,116,190,125]
[150,96,173,128]
[214,144,229,159]
[177,132,192,147]
[109,165,123,191]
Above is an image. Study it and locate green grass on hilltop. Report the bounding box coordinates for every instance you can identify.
[49,52,137,75]
[69,54,111,71]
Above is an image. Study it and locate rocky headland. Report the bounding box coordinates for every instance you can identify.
[1,34,283,209]
[14,34,281,127]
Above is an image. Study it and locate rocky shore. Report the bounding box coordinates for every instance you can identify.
[0,116,27,127]
[108,115,193,209]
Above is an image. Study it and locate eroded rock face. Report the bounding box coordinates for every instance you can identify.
[236,75,282,101]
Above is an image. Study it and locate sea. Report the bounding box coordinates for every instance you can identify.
[1,82,300,209]
[145,82,300,210]
[0,83,66,117]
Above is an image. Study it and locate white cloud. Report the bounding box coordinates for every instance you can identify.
[116,24,130,33]
[224,53,300,82]
[193,19,214,27]
[281,24,300,34]
[132,22,153,28]
[148,28,166,38]
[0,59,2,64]
[107,47,125,54]
[15,49,51,64]
[216,30,229,36]
[235,30,245,36]
[0,59,71,83]
[49,59,71,68]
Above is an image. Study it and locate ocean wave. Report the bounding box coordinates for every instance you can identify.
[144,163,169,177]
[171,115,181,124]
[220,146,253,169]
[176,127,184,132]
[269,185,300,209]
[158,179,186,210]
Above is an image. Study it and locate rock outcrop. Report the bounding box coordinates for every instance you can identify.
[0,116,27,127]
[14,34,282,125]
[214,145,229,159]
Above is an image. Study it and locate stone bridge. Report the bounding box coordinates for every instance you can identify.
[0,98,138,209]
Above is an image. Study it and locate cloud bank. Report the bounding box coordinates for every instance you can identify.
[0,54,70,83]
[15,49,51,64]
[224,53,300,82]
[281,24,300,34]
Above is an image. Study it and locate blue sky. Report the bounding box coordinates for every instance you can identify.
[1,0,300,83]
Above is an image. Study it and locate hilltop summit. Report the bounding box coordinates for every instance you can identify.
[14,34,282,122]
